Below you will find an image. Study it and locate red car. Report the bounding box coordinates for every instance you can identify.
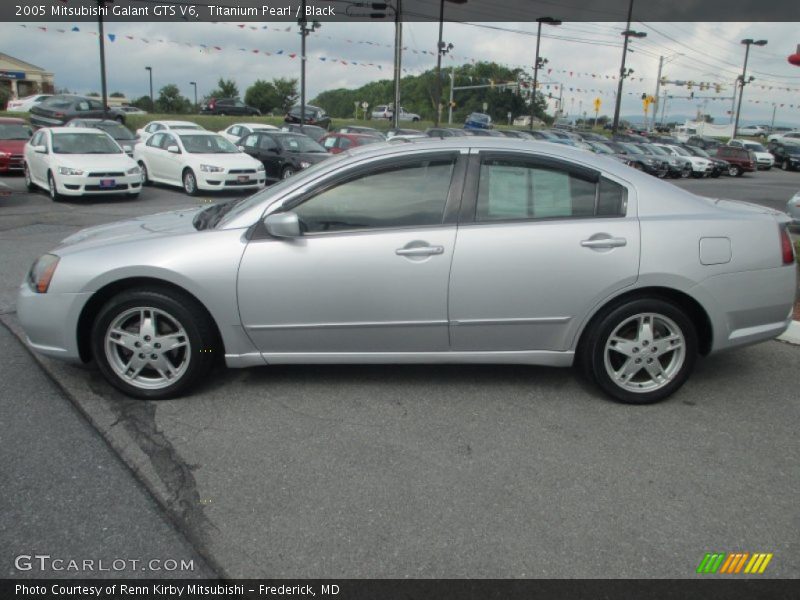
[319,132,383,154]
[715,145,756,177]
[0,117,32,174]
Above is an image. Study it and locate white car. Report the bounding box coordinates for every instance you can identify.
[23,127,142,201]
[136,120,205,144]
[767,130,800,143]
[654,143,712,177]
[370,105,421,122]
[133,131,265,195]
[737,125,766,137]
[728,139,774,170]
[6,94,52,113]
[119,106,148,115]
[218,122,279,144]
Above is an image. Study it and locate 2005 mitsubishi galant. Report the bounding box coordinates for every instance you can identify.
[18,139,797,404]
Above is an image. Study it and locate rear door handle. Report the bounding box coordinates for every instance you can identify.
[580,237,627,249]
[395,245,445,257]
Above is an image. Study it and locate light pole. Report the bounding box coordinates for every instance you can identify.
[145,66,153,109]
[392,0,402,129]
[298,0,321,132]
[529,16,561,130]
[733,38,767,139]
[651,53,681,132]
[189,81,197,109]
[433,0,466,126]
[611,0,646,134]
[96,0,109,119]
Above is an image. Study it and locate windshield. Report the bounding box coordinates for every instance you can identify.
[469,113,490,123]
[786,145,800,156]
[671,146,691,157]
[94,123,136,140]
[744,142,766,152]
[277,134,326,153]
[646,145,668,156]
[52,132,121,154]
[216,153,350,229]
[620,143,644,155]
[172,124,202,131]
[589,142,614,154]
[356,136,382,146]
[180,134,238,154]
[0,123,32,140]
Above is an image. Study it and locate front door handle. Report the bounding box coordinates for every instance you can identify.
[395,245,444,257]
[580,237,627,249]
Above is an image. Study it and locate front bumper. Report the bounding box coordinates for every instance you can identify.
[197,170,266,191]
[756,157,774,169]
[17,283,92,362]
[55,173,142,196]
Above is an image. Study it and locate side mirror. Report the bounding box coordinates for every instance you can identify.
[167,145,180,154]
[33,145,47,154]
[264,212,301,238]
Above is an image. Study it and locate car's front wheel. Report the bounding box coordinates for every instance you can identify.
[728,165,742,177]
[24,163,36,191]
[183,168,198,196]
[580,298,698,404]
[47,171,62,202]
[680,166,691,178]
[281,167,295,179]
[138,161,150,185]
[783,159,791,171]
[91,288,218,399]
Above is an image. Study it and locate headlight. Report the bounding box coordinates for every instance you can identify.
[58,166,84,176]
[256,164,266,171]
[126,166,141,175]
[300,161,311,169]
[200,164,224,173]
[0,151,8,158]
[27,254,60,294]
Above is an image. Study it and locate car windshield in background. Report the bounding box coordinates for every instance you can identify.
[180,134,238,154]
[671,146,691,157]
[95,123,136,140]
[589,142,614,154]
[52,133,121,154]
[688,146,711,157]
[469,113,490,123]
[620,143,644,155]
[785,144,800,155]
[41,99,74,110]
[646,145,669,156]
[357,136,382,146]
[277,135,326,153]
[172,124,203,131]
[744,143,767,152]
[0,124,32,140]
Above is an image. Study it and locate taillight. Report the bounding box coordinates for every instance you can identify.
[54,112,65,118]
[780,226,795,265]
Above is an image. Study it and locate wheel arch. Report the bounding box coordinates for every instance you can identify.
[76,276,225,363]
[575,286,713,358]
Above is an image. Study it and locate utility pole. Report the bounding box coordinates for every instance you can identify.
[659,88,667,126]
[529,17,560,131]
[652,55,664,132]
[298,0,321,133]
[770,103,777,133]
[145,66,153,109]
[612,0,646,134]
[733,38,767,139]
[189,81,197,109]
[448,66,455,124]
[392,0,402,129]
[97,0,108,119]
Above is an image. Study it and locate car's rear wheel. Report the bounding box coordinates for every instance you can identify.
[47,171,62,202]
[680,166,691,178]
[783,160,791,171]
[728,165,742,177]
[183,168,198,196]
[91,288,217,399]
[580,298,697,404]
[281,167,295,179]
[24,163,36,191]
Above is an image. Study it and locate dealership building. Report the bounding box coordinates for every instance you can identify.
[0,52,55,98]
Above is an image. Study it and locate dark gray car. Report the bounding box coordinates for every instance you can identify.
[30,95,126,129]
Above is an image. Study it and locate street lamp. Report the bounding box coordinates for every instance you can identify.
[189,81,197,109]
[434,0,466,126]
[733,38,767,139]
[611,0,646,134]
[298,0,321,132]
[145,66,153,109]
[529,16,561,130]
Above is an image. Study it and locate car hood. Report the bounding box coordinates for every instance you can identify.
[752,151,773,161]
[0,139,27,153]
[55,207,203,254]
[53,153,136,171]
[187,153,262,168]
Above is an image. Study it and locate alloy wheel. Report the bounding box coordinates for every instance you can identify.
[603,312,686,394]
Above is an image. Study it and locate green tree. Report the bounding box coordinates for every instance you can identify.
[208,77,239,99]
[155,84,191,114]
[245,78,298,114]
[271,78,298,113]
[110,91,125,98]
[132,95,154,112]
[87,91,100,97]
[0,87,10,110]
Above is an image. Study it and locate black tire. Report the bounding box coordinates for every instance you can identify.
[680,166,691,179]
[728,165,741,177]
[711,170,721,178]
[183,168,199,196]
[138,161,150,186]
[115,116,124,124]
[579,298,698,405]
[281,166,295,179]
[412,117,420,122]
[23,162,36,191]
[91,288,218,400]
[783,160,791,171]
[47,171,62,202]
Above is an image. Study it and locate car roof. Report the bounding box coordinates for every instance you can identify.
[0,117,27,124]
[156,120,201,127]
[230,122,276,129]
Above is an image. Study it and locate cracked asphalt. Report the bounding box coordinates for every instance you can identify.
[1,170,798,579]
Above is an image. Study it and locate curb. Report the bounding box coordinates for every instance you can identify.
[777,320,800,345]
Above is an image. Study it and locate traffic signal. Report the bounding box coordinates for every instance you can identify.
[714,84,722,93]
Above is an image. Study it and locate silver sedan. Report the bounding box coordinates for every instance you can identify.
[17,139,797,404]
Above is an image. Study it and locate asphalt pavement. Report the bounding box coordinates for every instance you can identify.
[0,168,798,579]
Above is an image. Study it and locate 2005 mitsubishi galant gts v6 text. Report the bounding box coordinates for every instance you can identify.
[18,139,797,404]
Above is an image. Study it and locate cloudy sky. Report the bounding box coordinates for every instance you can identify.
[4,20,800,125]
